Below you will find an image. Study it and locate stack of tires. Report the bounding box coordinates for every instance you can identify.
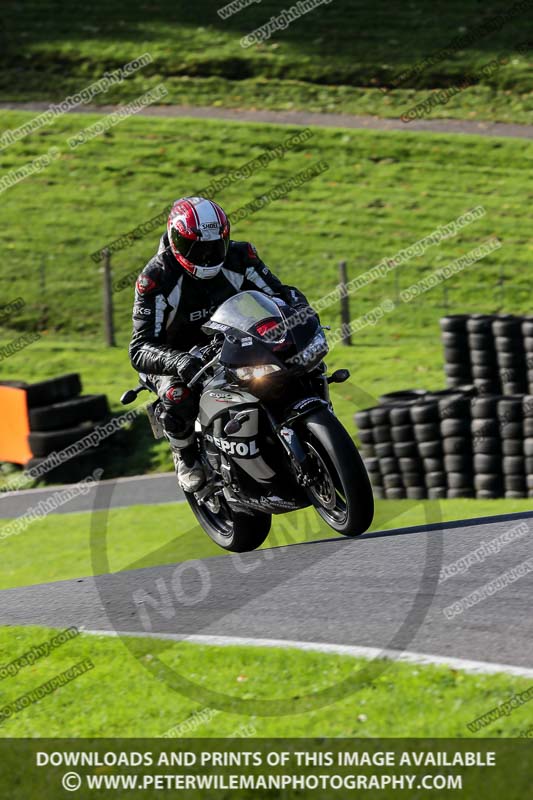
[356,390,427,500]
[355,389,533,500]
[494,316,528,395]
[391,399,427,501]
[401,394,442,500]
[355,314,533,501]
[0,374,110,468]
[440,315,473,390]
[525,317,533,394]
[472,394,532,500]
[411,395,446,500]
[441,314,533,395]
[526,397,533,499]
[467,315,500,395]
[439,391,474,498]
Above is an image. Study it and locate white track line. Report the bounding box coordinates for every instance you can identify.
[82,629,533,679]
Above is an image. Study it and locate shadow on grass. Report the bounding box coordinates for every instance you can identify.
[2,0,530,92]
[2,413,170,488]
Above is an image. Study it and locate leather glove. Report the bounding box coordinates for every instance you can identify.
[278,286,318,319]
[278,286,305,307]
[175,353,203,385]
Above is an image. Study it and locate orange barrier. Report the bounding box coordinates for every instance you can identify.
[0,386,32,464]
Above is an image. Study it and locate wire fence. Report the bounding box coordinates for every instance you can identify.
[385,261,529,314]
[1,254,529,346]
[334,260,530,346]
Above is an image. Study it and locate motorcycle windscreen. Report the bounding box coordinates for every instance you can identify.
[205,290,283,335]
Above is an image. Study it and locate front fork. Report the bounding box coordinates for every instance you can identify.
[275,402,328,488]
[273,364,349,487]
[277,425,314,487]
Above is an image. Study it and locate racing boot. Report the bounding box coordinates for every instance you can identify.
[171,444,206,494]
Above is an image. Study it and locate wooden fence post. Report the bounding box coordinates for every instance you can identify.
[498,263,505,310]
[102,248,116,347]
[39,256,48,328]
[339,260,352,346]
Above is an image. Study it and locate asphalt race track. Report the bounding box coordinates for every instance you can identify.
[1,511,532,670]
[0,474,183,518]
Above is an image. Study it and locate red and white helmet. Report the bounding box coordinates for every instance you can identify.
[167,196,230,279]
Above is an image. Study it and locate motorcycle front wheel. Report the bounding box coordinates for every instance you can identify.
[185,491,272,553]
[300,408,374,536]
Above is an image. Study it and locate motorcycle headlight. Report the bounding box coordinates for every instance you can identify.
[234,364,281,381]
[299,330,329,366]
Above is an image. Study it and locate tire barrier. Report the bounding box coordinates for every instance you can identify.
[356,391,533,500]
[28,394,110,432]
[441,314,533,395]
[355,313,533,501]
[0,375,109,466]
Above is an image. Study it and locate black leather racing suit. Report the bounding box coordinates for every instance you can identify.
[129,233,307,448]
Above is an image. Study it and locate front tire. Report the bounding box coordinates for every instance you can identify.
[185,492,271,552]
[300,409,374,536]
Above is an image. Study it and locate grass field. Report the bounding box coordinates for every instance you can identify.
[0,0,531,751]
[0,625,530,737]
[1,1,532,122]
[0,110,531,486]
[1,112,530,339]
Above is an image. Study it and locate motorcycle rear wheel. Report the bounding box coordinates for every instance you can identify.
[185,492,272,552]
[300,409,374,536]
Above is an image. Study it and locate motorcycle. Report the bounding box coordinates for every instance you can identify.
[122,290,374,552]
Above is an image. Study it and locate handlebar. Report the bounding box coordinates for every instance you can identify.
[186,352,221,389]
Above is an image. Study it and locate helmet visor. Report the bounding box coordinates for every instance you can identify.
[172,231,228,268]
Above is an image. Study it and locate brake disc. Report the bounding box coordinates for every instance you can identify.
[306,442,337,510]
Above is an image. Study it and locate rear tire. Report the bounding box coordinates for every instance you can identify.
[300,409,374,536]
[185,493,271,553]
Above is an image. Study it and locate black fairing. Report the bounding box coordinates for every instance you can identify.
[196,291,329,513]
[202,290,325,375]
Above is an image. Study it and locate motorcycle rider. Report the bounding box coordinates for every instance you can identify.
[129,196,310,493]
